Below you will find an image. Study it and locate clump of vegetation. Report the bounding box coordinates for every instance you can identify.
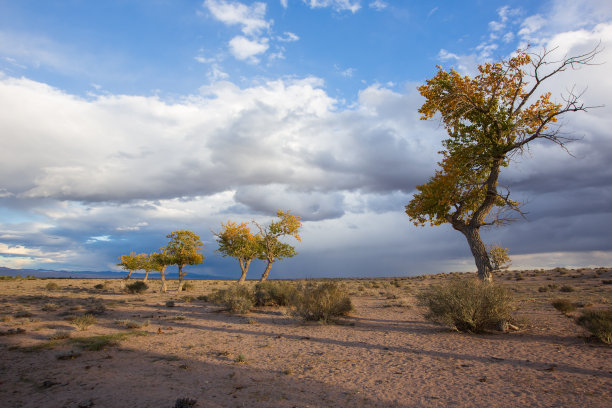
[577,309,612,344]
[70,331,147,351]
[254,281,296,306]
[552,299,577,314]
[125,281,148,294]
[42,303,60,311]
[14,309,33,318]
[181,281,195,291]
[115,319,149,329]
[291,282,353,323]
[209,285,255,314]
[417,279,514,333]
[560,285,575,293]
[174,398,198,408]
[45,282,60,291]
[601,280,612,285]
[49,330,71,340]
[71,314,97,331]
[165,300,176,308]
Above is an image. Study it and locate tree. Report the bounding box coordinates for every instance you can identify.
[214,221,260,284]
[487,244,511,271]
[164,230,204,291]
[118,252,145,280]
[253,210,302,282]
[140,254,156,282]
[406,46,600,281]
[151,249,172,293]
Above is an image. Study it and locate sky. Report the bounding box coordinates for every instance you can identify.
[1,0,611,279]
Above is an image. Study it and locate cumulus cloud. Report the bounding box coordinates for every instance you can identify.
[303,0,361,13]
[228,35,269,61]
[203,0,270,36]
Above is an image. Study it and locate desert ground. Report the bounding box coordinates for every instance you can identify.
[0,268,611,408]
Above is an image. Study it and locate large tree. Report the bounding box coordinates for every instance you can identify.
[117,252,145,280]
[164,230,204,291]
[214,221,260,284]
[254,210,302,282]
[151,249,172,293]
[406,46,599,281]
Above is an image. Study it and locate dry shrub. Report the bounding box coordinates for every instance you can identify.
[71,314,97,331]
[45,282,60,291]
[209,285,255,314]
[125,281,148,294]
[254,281,296,306]
[291,282,353,323]
[417,279,514,333]
[577,309,612,344]
[552,299,577,314]
[560,285,575,292]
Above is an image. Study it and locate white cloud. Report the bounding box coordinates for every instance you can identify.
[303,0,361,13]
[203,0,270,36]
[228,36,269,61]
[369,1,387,11]
[280,0,288,8]
[277,32,300,42]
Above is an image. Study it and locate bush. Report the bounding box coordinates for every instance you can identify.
[417,279,514,333]
[165,300,175,308]
[209,285,255,314]
[577,309,612,344]
[560,285,575,292]
[182,281,195,291]
[126,281,148,294]
[291,282,353,323]
[71,314,97,331]
[254,281,296,306]
[552,299,577,314]
[45,282,60,291]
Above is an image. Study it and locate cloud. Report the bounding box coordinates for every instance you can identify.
[280,0,288,9]
[303,0,361,13]
[369,1,387,11]
[203,0,270,36]
[277,32,300,42]
[228,36,269,61]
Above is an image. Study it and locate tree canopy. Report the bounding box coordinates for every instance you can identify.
[214,221,260,283]
[406,46,600,281]
[164,230,204,290]
[255,210,302,282]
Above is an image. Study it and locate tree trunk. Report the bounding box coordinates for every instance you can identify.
[143,270,149,282]
[160,269,167,293]
[462,227,493,282]
[238,259,251,284]
[260,261,274,282]
[177,265,184,291]
[125,270,133,280]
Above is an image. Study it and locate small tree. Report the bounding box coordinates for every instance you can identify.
[140,254,156,282]
[253,210,302,282]
[151,249,172,293]
[214,221,260,284]
[118,252,144,280]
[405,46,600,281]
[487,244,511,271]
[164,230,204,291]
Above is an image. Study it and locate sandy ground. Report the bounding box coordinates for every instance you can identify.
[0,268,611,408]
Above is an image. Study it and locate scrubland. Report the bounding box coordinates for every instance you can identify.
[0,267,611,407]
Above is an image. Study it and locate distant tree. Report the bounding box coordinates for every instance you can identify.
[140,254,157,282]
[151,249,172,293]
[118,252,145,280]
[214,221,260,284]
[164,230,204,291]
[487,245,511,271]
[405,46,600,281]
[253,210,302,282]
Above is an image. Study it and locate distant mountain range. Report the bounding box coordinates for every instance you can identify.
[0,266,223,280]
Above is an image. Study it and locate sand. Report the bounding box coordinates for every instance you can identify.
[0,267,611,407]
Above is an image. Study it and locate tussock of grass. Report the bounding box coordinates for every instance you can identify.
[71,314,96,331]
[70,331,148,351]
[552,299,577,314]
[209,285,255,314]
[254,281,296,307]
[115,319,150,329]
[577,309,612,344]
[417,279,514,333]
[291,282,353,323]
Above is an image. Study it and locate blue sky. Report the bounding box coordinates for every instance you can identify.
[1,0,611,279]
